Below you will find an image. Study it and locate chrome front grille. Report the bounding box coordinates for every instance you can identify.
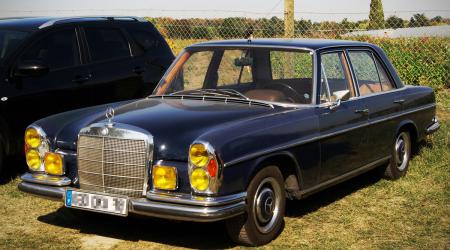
[77,124,153,198]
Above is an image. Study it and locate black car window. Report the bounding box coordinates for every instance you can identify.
[0,29,29,62]
[348,51,394,96]
[129,29,159,54]
[20,29,79,70]
[84,28,131,62]
[320,51,354,103]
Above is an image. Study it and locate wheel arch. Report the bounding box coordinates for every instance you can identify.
[396,120,419,145]
[246,151,303,197]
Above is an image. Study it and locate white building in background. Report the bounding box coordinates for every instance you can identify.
[344,25,450,38]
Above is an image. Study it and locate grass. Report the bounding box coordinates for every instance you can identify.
[0,94,449,249]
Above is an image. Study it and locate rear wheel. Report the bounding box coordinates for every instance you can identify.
[384,131,411,179]
[225,166,285,246]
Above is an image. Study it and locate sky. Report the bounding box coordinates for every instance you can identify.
[0,0,449,22]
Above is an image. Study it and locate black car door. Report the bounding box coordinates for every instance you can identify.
[79,23,143,106]
[347,50,404,163]
[3,26,87,133]
[318,50,370,181]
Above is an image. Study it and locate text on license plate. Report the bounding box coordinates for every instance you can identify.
[65,190,128,216]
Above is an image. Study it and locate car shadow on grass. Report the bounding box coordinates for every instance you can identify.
[0,155,27,185]
[38,207,237,249]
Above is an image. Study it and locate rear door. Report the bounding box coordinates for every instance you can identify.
[318,50,370,181]
[347,50,404,163]
[79,23,142,106]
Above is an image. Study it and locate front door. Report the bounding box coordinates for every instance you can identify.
[318,50,370,181]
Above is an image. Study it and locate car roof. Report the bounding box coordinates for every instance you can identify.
[190,38,373,51]
[0,16,146,32]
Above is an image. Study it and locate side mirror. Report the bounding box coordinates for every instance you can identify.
[328,90,350,111]
[15,60,49,77]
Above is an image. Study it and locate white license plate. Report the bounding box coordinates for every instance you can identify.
[65,189,128,216]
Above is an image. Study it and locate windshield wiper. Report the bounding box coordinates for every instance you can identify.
[170,89,249,100]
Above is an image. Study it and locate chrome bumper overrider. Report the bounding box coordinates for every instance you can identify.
[18,174,247,222]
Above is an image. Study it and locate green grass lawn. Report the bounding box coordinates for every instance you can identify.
[0,94,449,249]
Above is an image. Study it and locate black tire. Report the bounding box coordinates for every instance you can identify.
[225,166,286,246]
[384,130,411,179]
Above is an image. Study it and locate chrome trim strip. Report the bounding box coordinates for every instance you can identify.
[299,156,391,198]
[426,120,440,134]
[18,182,65,201]
[20,172,71,187]
[224,103,435,167]
[147,191,247,207]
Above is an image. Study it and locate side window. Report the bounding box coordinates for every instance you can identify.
[84,28,130,62]
[182,51,213,90]
[128,29,159,55]
[20,29,79,70]
[320,52,354,103]
[270,51,312,79]
[217,49,253,86]
[348,51,394,96]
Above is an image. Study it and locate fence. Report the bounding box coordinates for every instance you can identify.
[147,13,450,90]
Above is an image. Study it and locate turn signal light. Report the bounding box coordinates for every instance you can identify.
[207,158,218,177]
[189,144,209,167]
[153,165,177,190]
[190,168,209,191]
[26,149,41,171]
[25,127,41,148]
[44,152,64,175]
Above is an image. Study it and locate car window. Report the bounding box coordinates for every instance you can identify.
[0,29,29,62]
[320,52,354,103]
[348,51,394,96]
[20,29,79,70]
[217,49,253,86]
[181,51,213,90]
[271,51,312,80]
[84,28,131,62]
[128,29,159,54]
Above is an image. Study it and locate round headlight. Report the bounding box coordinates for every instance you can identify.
[25,127,41,148]
[26,149,41,171]
[189,144,209,167]
[190,168,209,191]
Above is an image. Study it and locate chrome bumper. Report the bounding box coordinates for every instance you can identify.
[426,118,440,134]
[18,174,247,222]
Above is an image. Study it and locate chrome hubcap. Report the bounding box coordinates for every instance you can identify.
[253,177,282,234]
[395,132,410,171]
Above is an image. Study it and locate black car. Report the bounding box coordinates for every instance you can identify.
[0,16,174,172]
[18,39,439,246]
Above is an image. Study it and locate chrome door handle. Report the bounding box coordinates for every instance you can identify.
[394,99,405,104]
[355,109,369,114]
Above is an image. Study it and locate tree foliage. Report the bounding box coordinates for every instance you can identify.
[386,15,404,29]
[368,0,385,29]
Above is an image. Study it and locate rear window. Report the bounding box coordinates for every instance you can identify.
[84,28,130,62]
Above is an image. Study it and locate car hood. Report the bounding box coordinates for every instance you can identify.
[47,97,282,161]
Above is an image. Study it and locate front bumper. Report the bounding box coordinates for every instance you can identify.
[18,173,247,222]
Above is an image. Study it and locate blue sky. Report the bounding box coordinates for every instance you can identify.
[1,0,449,21]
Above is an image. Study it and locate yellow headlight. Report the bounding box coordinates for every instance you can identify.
[44,152,64,175]
[26,149,41,171]
[190,168,209,191]
[25,128,41,148]
[189,144,209,167]
[152,165,177,190]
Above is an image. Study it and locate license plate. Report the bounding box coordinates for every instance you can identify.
[65,189,128,216]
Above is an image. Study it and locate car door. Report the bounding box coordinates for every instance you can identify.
[4,26,87,133]
[318,50,370,181]
[79,23,143,106]
[347,50,404,163]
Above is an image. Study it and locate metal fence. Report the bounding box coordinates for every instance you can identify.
[147,13,450,89]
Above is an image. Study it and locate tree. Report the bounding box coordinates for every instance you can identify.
[409,13,431,27]
[430,16,443,25]
[368,0,385,29]
[386,15,404,29]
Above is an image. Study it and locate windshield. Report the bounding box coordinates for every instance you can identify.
[154,47,314,104]
[0,29,29,62]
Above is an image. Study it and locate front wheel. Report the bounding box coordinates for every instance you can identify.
[384,131,411,179]
[225,166,285,246]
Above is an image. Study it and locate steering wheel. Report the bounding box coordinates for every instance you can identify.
[266,83,305,103]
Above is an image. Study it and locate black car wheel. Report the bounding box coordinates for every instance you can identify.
[225,166,285,246]
[384,131,411,179]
